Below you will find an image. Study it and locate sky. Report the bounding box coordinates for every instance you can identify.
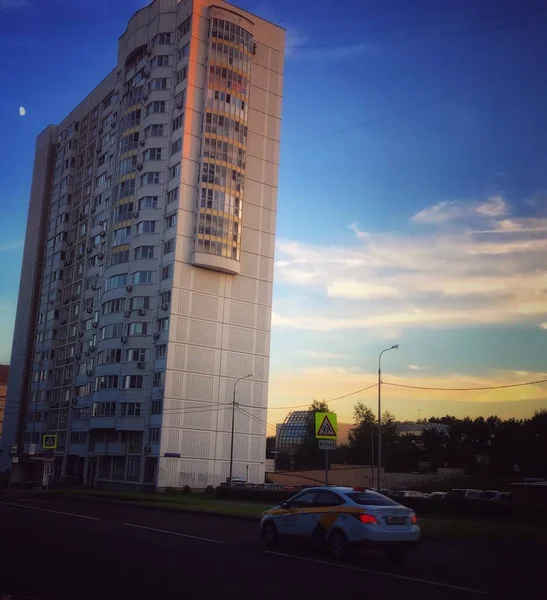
[0,0,546,430]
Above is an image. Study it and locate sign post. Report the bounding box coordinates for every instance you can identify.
[315,412,337,486]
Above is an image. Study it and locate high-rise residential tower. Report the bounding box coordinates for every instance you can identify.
[0,0,284,489]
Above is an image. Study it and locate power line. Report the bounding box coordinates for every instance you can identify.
[287,59,538,150]
[285,8,547,38]
[237,406,277,433]
[383,378,547,392]
[285,19,541,49]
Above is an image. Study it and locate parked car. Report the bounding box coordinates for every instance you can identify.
[260,486,420,560]
[479,490,511,502]
[427,491,447,500]
[444,488,482,500]
[390,490,429,499]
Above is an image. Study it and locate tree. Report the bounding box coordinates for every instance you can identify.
[265,436,276,459]
[293,400,330,470]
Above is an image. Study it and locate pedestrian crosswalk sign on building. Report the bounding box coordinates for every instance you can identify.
[315,412,337,440]
[42,434,57,449]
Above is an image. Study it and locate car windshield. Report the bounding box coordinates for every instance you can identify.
[346,492,399,506]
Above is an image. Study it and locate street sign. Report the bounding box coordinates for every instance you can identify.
[29,443,36,456]
[8,444,17,456]
[42,434,57,449]
[319,440,336,451]
[11,456,19,464]
[315,412,337,440]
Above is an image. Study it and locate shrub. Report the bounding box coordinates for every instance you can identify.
[204,485,215,495]
[182,485,192,495]
[164,486,178,496]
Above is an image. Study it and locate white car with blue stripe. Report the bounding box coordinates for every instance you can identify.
[260,486,420,560]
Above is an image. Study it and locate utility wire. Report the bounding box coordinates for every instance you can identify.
[383,378,547,392]
[285,15,543,47]
[288,59,538,150]
[285,8,547,38]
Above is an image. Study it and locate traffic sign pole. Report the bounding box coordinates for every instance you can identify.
[324,450,328,486]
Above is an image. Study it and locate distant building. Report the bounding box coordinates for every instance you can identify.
[275,410,311,454]
[396,422,449,437]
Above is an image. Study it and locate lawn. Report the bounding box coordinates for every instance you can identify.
[50,488,547,541]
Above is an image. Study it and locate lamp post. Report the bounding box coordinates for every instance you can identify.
[377,345,399,491]
[228,373,253,486]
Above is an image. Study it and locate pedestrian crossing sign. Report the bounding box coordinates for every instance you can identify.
[42,434,57,449]
[315,412,337,440]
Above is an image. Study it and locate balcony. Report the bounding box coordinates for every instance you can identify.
[116,416,145,430]
[93,442,126,455]
[89,416,116,429]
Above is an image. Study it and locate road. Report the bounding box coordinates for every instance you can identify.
[0,494,543,599]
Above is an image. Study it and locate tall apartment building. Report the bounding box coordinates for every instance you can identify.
[0,0,284,489]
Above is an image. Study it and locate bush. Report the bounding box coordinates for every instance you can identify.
[182,485,192,495]
[204,485,215,495]
[164,486,178,496]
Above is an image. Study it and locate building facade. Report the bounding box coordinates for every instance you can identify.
[0,0,284,489]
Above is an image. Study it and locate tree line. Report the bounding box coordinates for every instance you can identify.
[267,401,547,476]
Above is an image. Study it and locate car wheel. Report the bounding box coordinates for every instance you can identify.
[262,521,278,548]
[385,545,408,562]
[327,529,349,560]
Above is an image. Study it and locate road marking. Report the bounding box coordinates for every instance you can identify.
[0,500,41,511]
[264,551,491,596]
[41,508,99,521]
[122,522,223,544]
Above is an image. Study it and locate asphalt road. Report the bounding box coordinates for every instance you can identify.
[0,494,543,599]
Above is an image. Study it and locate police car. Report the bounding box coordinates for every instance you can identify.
[260,486,420,560]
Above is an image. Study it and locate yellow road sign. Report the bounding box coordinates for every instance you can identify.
[315,412,337,440]
[42,434,57,449]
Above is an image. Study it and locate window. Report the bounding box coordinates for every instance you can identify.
[145,101,166,116]
[121,375,145,390]
[129,296,151,311]
[138,196,159,209]
[153,32,172,45]
[110,248,130,266]
[177,42,189,62]
[151,399,162,414]
[99,348,122,365]
[105,273,128,291]
[119,155,137,175]
[94,375,119,391]
[159,290,171,306]
[134,245,155,259]
[178,17,191,39]
[128,322,148,335]
[169,163,180,180]
[148,77,168,91]
[102,299,125,315]
[174,90,186,108]
[126,348,146,362]
[144,124,164,138]
[127,457,140,481]
[60,410,69,424]
[70,431,88,444]
[95,172,111,187]
[119,178,136,198]
[166,187,178,205]
[112,456,125,479]
[135,220,157,235]
[346,492,398,507]
[92,401,116,416]
[315,491,345,507]
[290,492,317,508]
[100,322,125,340]
[175,66,188,85]
[165,212,177,228]
[119,403,142,417]
[171,138,182,155]
[172,114,183,131]
[164,238,175,255]
[152,55,171,67]
[153,371,165,386]
[157,317,169,332]
[156,344,167,359]
[113,226,132,245]
[143,148,163,161]
[132,270,154,285]
[148,428,160,443]
[161,264,173,280]
[139,172,161,186]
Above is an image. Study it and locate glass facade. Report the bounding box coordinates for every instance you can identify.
[276,411,312,454]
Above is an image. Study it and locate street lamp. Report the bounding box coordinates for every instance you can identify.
[377,345,399,491]
[228,373,254,486]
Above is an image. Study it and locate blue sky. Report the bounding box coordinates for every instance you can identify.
[1,0,546,424]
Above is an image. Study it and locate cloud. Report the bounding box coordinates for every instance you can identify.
[540,323,547,330]
[302,351,350,360]
[0,240,23,251]
[0,0,30,10]
[19,106,26,116]
[408,365,428,371]
[273,196,547,332]
[412,196,508,225]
